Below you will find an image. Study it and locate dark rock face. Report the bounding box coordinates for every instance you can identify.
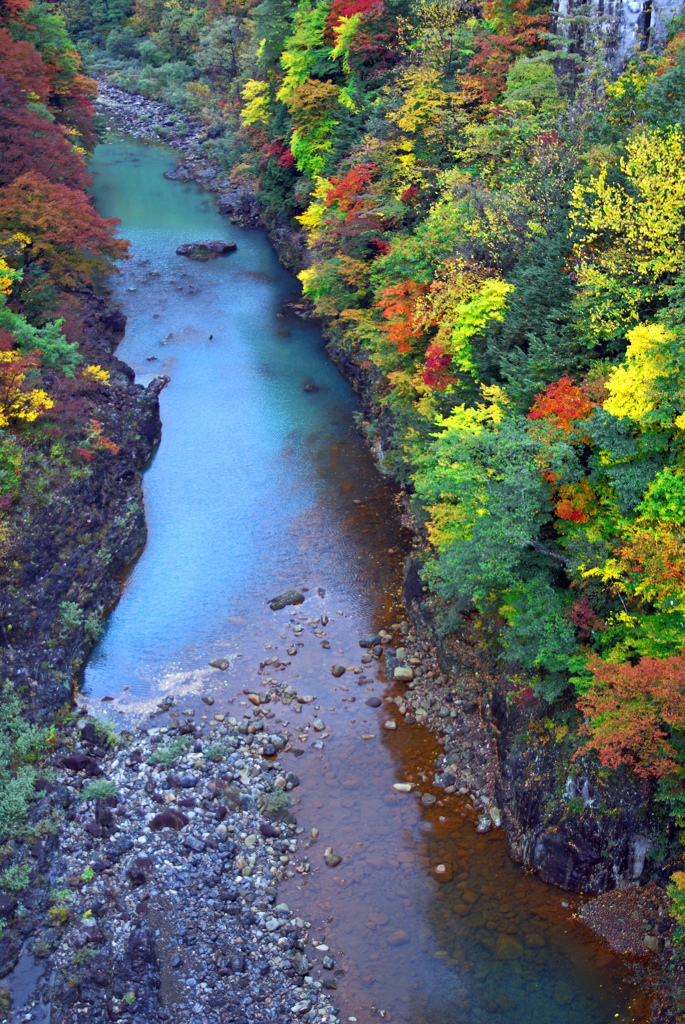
[175,239,237,259]
[218,188,262,229]
[109,923,161,1022]
[0,292,167,719]
[489,685,670,893]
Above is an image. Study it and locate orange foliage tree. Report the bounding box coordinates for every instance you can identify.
[577,655,685,779]
[376,279,429,353]
[0,171,128,289]
[527,375,596,435]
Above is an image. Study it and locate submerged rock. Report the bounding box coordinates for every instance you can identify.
[269,590,305,610]
[359,634,382,648]
[176,240,237,259]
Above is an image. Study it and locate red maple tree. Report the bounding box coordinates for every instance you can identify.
[577,655,685,779]
[0,170,128,289]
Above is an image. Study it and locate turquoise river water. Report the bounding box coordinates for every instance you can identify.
[85,137,646,1024]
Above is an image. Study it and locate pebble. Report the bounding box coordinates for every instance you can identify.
[331,665,346,677]
[31,659,336,1024]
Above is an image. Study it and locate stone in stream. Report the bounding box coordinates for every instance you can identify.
[331,664,346,677]
[394,666,414,682]
[324,848,342,867]
[387,930,410,946]
[201,695,214,705]
[313,719,326,731]
[359,634,382,648]
[176,240,237,259]
[208,658,229,671]
[269,590,305,611]
[421,793,437,807]
[365,697,382,708]
[384,720,397,731]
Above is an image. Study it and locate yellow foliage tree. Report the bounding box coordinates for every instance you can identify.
[414,259,514,372]
[603,323,685,428]
[240,80,271,126]
[0,351,53,428]
[82,365,111,386]
[570,126,685,348]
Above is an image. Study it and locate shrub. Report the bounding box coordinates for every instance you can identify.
[106,28,139,58]
[80,780,117,802]
[1,862,31,892]
[84,612,103,644]
[58,601,84,635]
[0,684,51,838]
[205,745,225,763]
[139,40,167,67]
[259,789,290,816]
[149,736,189,767]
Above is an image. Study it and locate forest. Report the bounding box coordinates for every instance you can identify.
[0,0,128,519]
[2,0,685,932]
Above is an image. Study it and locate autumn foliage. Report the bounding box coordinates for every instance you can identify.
[527,376,596,435]
[578,656,685,779]
[0,171,127,289]
[376,280,429,353]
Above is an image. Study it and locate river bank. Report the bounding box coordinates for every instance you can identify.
[0,290,166,720]
[85,81,684,1019]
[0,705,337,1024]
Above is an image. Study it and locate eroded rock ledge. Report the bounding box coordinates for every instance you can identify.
[0,293,166,718]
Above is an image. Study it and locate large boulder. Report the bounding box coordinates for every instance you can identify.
[176,240,237,260]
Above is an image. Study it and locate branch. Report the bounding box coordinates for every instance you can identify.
[529,539,568,565]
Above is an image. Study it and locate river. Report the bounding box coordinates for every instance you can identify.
[86,137,644,1024]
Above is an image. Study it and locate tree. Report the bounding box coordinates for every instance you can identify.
[0,77,91,189]
[570,126,685,352]
[0,171,128,291]
[578,655,685,779]
[0,348,52,428]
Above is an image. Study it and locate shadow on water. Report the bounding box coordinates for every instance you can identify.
[86,137,647,1024]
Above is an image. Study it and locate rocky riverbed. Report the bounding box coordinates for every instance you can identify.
[1,712,337,1024]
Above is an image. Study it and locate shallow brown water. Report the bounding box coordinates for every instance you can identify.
[85,137,648,1024]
